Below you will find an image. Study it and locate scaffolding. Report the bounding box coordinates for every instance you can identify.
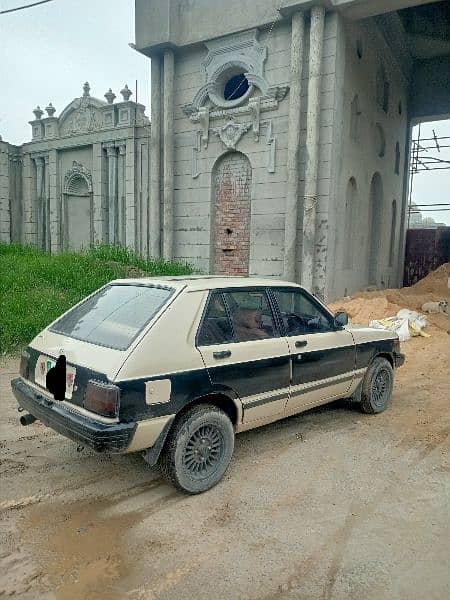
[408,123,450,228]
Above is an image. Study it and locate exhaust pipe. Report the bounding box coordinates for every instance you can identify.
[20,413,36,426]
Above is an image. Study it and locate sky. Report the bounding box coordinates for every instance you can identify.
[410,120,450,226]
[0,0,149,140]
[0,0,449,226]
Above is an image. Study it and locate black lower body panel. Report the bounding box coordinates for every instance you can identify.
[11,377,135,452]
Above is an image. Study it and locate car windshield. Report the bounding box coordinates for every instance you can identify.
[50,284,174,350]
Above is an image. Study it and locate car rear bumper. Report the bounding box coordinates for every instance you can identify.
[11,377,136,453]
[393,351,405,368]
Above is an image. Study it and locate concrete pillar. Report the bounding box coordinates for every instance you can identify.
[139,140,150,257]
[125,138,136,251]
[0,145,11,243]
[117,142,126,246]
[11,154,23,244]
[22,153,35,245]
[150,54,162,258]
[44,155,51,251]
[106,144,118,244]
[48,149,58,253]
[163,49,175,260]
[92,142,106,244]
[283,11,305,282]
[34,155,45,249]
[301,5,325,294]
[397,121,412,287]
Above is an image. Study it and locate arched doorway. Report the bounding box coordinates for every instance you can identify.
[343,177,357,269]
[63,162,93,251]
[211,152,251,275]
[368,172,384,285]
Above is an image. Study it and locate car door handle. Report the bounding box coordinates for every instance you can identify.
[295,340,308,348]
[213,350,231,359]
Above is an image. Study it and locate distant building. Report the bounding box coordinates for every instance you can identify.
[0,82,151,255]
[409,203,447,229]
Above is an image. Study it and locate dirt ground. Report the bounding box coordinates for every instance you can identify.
[1,268,449,600]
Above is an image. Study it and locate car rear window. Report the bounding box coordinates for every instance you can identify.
[50,284,174,350]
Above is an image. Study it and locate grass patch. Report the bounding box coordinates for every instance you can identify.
[0,243,194,354]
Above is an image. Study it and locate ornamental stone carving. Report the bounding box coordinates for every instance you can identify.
[63,161,93,194]
[60,102,102,135]
[182,29,289,119]
[212,119,251,149]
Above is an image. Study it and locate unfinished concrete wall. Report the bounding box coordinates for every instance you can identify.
[328,16,409,299]
[171,13,339,280]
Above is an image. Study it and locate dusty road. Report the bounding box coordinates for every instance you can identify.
[1,314,449,599]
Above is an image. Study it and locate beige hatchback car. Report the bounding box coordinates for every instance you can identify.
[12,276,404,493]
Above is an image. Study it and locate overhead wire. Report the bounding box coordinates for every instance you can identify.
[0,0,53,15]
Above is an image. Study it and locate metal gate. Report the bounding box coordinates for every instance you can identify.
[403,227,450,286]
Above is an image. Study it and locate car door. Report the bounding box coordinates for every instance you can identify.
[270,288,356,414]
[197,288,290,424]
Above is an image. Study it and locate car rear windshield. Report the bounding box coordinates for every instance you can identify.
[50,284,174,350]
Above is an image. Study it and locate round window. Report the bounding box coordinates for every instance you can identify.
[223,73,249,101]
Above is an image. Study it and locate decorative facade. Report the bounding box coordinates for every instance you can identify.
[0,82,151,254]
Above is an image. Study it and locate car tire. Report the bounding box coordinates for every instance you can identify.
[158,404,234,494]
[360,356,394,414]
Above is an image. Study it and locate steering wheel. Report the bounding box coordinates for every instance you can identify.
[284,313,309,334]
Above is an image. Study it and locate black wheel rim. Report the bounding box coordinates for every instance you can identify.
[183,424,224,479]
[371,367,391,407]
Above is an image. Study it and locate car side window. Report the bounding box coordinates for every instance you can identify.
[273,289,333,335]
[197,293,234,346]
[223,289,278,342]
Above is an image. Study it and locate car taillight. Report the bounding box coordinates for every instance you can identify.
[84,380,120,418]
[19,351,30,379]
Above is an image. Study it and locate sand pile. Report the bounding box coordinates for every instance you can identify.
[329,263,450,328]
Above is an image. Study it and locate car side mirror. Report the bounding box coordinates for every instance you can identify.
[334,311,348,328]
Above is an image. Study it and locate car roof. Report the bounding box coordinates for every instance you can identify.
[110,275,304,292]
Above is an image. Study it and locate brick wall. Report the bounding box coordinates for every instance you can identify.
[212,152,251,275]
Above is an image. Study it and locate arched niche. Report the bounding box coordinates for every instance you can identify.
[62,162,93,251]
[343,177,357,269]
[211,152,252,275]
[368,172,384,285]
[376,64,390,114]
[350,95,361,142]
[395,142,401,175]
[389,199,397,267]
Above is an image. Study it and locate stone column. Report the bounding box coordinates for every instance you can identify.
[44,155,51,251]
[34,155,45,249]
[117,142,126,246]
[105,144,118,244]
[22,153,35,245]
[283,11,305,282]
[48,149,58,253]
[92,142,106,244]
[301,5,325,294]
[150,54,162,258]
[125,138,136,251]
[163,49,175,260]
[0,145,11,243]
[10,153,24,244]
